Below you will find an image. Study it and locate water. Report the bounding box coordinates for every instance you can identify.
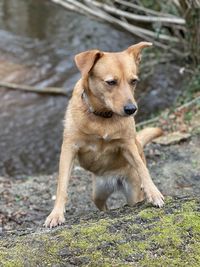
[0,0,183,177]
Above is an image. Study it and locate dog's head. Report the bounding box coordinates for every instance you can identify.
[75,42,152,117]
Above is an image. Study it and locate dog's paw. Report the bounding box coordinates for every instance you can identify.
[144,185,164,207]
[44,211,65,228]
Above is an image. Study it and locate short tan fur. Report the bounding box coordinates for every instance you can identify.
[45,42,164,228]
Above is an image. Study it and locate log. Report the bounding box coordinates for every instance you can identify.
[0,81,68,96]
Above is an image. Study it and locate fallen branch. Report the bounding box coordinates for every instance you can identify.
[176,95,200,111]
[0,81,68,96]
[136,116,159,128]
[114,0,178,18]
[86,0,185,24]
[51,0,180,43]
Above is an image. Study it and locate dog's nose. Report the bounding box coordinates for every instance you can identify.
[124,104,137,115]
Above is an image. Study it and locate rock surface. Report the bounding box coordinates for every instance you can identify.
[0,196,200,266]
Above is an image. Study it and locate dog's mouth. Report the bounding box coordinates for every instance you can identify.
[119,112,137,118]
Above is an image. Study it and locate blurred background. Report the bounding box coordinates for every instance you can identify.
[0,0,199,177]
[0,0,199,230]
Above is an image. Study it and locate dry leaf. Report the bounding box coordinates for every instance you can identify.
[153,132,191,145]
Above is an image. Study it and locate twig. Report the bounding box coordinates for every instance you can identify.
[83,1,185,52]
[136,116,159,128]
[0,81,68,96]
[115,0,178,18]
[52,0,180,43]
[87,0,185,24]
[50,0,86,15]
[176,96,200,111]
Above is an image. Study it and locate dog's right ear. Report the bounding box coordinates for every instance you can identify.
[74,50,103,76]
[127,42,152,65]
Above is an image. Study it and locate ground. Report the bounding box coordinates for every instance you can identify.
[0,196,200,266]
[0,100,199,266]
[0,103,200,231]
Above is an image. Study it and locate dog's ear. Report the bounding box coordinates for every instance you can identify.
[127,42,152,65]
[74,50,103,76]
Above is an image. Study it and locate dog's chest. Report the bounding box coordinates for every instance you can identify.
[91,132,111,142]
[78,135,116,155]
[77,135,128,175]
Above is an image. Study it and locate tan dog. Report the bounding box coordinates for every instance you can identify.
[45,42,164,228]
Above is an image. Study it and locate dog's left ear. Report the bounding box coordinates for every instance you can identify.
[127,42,152,65]
[74,50,103,76]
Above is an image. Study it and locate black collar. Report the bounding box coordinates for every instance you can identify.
[82,91,113,119]
[93,110,113,118]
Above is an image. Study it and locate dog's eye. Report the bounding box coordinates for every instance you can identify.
[105,80,117,86]
[130,78,139,85]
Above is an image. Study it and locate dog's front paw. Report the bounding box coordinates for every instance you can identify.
[143,184,164,207]
[44,211,65,228]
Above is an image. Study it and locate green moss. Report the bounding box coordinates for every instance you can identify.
[150,217,183,247]
[116,199,199,266]
[181,200,197,212]
[58,228,73,243]
[0,234,66,266]
[90,251,102,261]
[0,242,26,267]
[79,220,108,240]
[1,197,200,266]
[138,200,200,266]
[71,238,91,250]
[0,259,23,267]
[117,243,134,257]
[138,207,163,220]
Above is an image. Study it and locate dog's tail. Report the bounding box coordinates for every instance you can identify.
[137,127,163,148]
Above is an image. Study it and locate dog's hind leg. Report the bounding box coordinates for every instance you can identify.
[122,172,145,206]
[92,175,115,211]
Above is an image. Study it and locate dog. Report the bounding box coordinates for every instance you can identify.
[45,42,164,228]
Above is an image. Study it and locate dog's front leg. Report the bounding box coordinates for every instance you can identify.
[124,140,164,207]
[44,139,76,228]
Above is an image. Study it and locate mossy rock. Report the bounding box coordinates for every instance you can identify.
[0,196,200,266]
